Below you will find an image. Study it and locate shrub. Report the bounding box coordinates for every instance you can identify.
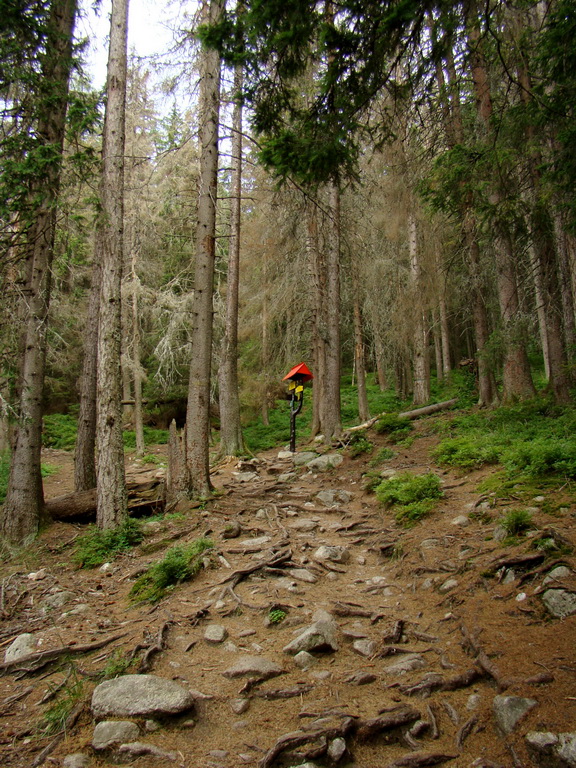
[370,446,396,465]
[268,607,287,624]
[348,432,373,457]
[500,508,533,537]
[130,538,214,603]
[73,519,144,568]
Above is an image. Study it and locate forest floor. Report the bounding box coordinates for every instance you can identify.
[0,411,575,768]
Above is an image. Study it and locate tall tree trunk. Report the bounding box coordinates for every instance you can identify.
[185,0,223,496]
[307,199,324,438]
[130,250,145,455]
[96,0,129,529]
[261,254,270,427]
[554,213,576,358]
[218,62,245,457]
[0,0,77,545]
[351,266,369,421]
[441,33,497,404]
[321,182,342,441]
[74,256,101,491]
[409,213,430,405]
[466,9,535,402]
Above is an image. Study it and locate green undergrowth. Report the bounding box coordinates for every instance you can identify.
[41,675,84,735]
[129,538,214,604]
[41,413,169,451]
[432,400,576,492]
[347,431,373,457]
[376,472,444,527]
[73,519,144,568]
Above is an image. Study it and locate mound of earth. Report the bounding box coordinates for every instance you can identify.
[0,413,574,768]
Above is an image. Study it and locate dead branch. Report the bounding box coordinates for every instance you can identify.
[344,399,458,435]
[0,685,33,714]
[0,632,129,676]
[356,706,421,739]
[399,668,481,697]
[485,552,544,575]
[45,479,165,521]
[426,704,439,739]
[252,684,314,700]
[382,620,404,643]
[387,751,458,767]
[456,715,478,748]
[216,548,293,589]
[138,621,172,673]
[460,625,507,690]
[259,717,356,768]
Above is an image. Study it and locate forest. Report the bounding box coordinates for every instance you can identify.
[1,0,576,547]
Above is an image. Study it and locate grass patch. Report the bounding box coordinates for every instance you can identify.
[268,607,287,624]
[375,414,413,440]
[129,538,214,603]
[375,472,444,527]
[102,650,136,679]
[73,519,144,568]
[500,508,533,537]
[370,446,396,465]
[41,676,83,735]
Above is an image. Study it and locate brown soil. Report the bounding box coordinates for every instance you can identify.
[1,414,575,768]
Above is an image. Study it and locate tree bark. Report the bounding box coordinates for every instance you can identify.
[96,0,130,529]
[185,0,223,496]
[321,182,342,441]
[409,213,430,405]
[306,199,324,438]
[74,257,101,491]
[0,0,77,545]
[218,61,245,457]
[352,261,369,422]
[466,8,535,402]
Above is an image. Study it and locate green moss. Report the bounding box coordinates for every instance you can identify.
[129,538,214,604]
[73,519,144,568]
[376,472,443,527]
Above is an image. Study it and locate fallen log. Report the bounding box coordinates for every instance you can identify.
[345,399,458,434]
[45,479,165,522]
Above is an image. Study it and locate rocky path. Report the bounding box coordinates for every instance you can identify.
[0,423,575,768]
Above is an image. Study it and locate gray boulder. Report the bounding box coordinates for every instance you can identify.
[314,545,350,564]
[293,452,318,466]
[493,694,537,734]
[91,675,196,718]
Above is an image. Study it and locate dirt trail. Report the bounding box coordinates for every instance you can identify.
[0,416,574,768]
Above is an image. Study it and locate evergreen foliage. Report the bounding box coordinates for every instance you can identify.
[73,519,144,568]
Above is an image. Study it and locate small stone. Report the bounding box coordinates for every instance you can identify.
[451,515,469,526]
[316,489,353,506]
[343,670,377,685]
[204,624,228,644]
[222,655,284,680]
[117,742,178,761]
[502,569,516,585]
[543,566,572,585]
[4,633,37,663]
[307,453,343,471]
[385,654,426,675]
[283,617,339,655]
[493,695,537,734]
[288,518,319,531]
[239,536,272,549]
[310,670,331,680]
[293,452,318,466]
[352,639,377,657]
[278,450,294,459]
[209,749,229,759]
[232,471,258,482]
[293,651,316,670]
[27,569,48,581]
[145,719,161,732]
[327,737,347,762]
[288,568,318,583]
[467,694,481,711]
[222,521,242,539]
[63,755,90,768]
[92,720,140,750]
[380,468,397,478]
[99,562,113,571]
[438,578,458,593]
[230,698,250,714]
[542,589,576,618]
[314,545,350,564]
[515,592,527,602]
